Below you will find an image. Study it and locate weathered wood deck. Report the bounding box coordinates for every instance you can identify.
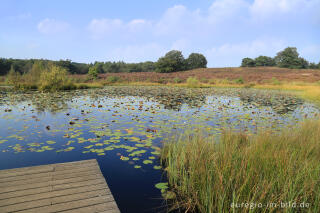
[0,159,120,213]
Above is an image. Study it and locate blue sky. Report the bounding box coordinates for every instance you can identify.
[0,0,319,67]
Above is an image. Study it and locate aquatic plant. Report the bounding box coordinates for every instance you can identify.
[161,119,320,212]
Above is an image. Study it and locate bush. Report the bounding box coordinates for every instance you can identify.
[39,65,74,91]
[104,76,121,84]
[208,79,216,84]
[6,65,21,86]
[88,66,99,79]
[271,77,281,85]
[234,77,244,84]
[186,77,200,88]
[173,77,182,83]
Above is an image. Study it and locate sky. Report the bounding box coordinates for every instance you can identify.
[0,0,319,67]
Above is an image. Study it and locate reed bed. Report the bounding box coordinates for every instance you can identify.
[161,120,320,212]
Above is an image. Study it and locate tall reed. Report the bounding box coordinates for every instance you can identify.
[161,120,320,212]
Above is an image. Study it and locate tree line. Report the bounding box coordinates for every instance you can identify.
[241,47,320,69]
[0,50,207,76]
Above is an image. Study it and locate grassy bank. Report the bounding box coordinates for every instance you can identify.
[160,119,320,212]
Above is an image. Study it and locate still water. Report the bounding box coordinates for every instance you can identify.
[0,86,319,212]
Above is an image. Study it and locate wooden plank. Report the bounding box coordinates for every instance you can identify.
[15,195,115,213]
[0,159,120,213]
[0,168,101,187]
[0,160,97,178]
[0,189,111,213]
[0,179,106,200]
[60,203,120,213]
[1,173,103,194]
[0,166,100,184]
[0,183,109,206]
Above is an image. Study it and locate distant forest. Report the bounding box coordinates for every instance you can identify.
[0,58,155,76]
[0,50,207,75]
[1,47,319,76]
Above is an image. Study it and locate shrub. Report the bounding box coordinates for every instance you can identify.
[6,65,21,86]
[105,76,121,84]
[271,77,281,85]
[243,83,255,88]
[186,77,200,88]
[39,65,73,91]
[173,77,182,83]
[208,79,216,84]
[234,78,244,84]
[156,78,167,84]
[88,66,99,79]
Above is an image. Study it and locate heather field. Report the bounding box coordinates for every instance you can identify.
[94,67,320,84]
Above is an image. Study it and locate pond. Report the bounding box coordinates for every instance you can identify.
[0,86,319,213]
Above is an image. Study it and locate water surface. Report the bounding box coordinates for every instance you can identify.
[0,86,319,213]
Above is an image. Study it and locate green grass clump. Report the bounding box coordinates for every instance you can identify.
[234,77,244,84]
[161,120,320,213]
[173,77,183,83]
[272,77,282,85]
[104,76,121,84]
[186,77,201,88]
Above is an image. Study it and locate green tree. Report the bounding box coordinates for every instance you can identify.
[88,66,99,79]
[241,58,256,67]
[156,50,185,73]
[93,62,104,73]
[0,58,11,75]
[186,53,207,70]
[298,57,309,69]
[309,62,318,69]
[274,47,308,69]
[56,60,77,74]
[254,56,276,66]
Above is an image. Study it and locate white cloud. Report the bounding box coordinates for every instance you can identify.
[208,0,249,22]
[105,43,167,62]
[37,18,69,34]
[154,5,204,37]
[127,19,152,32]
[87,18,123,39]
[88,18,151,39]
[205,38,286,67]
[250,0,319,19]
[84,0,319,66]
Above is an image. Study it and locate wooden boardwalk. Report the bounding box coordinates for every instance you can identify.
[0,159,120,213]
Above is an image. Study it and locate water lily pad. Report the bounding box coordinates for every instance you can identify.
[143,160,153,165]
